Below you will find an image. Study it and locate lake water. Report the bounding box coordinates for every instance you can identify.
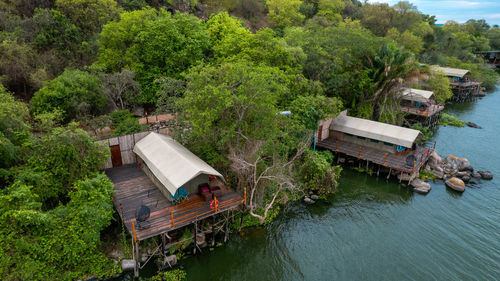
[180,89,500,281]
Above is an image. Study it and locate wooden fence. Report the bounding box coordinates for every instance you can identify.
[98,127,172,169]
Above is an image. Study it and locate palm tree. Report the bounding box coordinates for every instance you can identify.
[367,43,416,121]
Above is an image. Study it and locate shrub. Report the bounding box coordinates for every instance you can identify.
[438,113,465,127]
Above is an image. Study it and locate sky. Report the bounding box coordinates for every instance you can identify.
[366,0,500,27]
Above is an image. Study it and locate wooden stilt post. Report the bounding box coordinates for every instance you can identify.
[211,215,216,247]
[243,187,246,205]
[366,160,369,171]
[384,153,388,166]
[238,209,244,232]
[161,233,167,257]
[193,221,199,254]
[377,165,380,176]
[134,241,140,278]
[387,168,392,180]
[224,210,230,243]
[335,140,338,152]
[358,146,361,159]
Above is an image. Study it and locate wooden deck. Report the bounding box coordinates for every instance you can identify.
[106,165,242,241]
[317,137,433,175]
[400,104,444,117]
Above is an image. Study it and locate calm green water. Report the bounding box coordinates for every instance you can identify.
[179,90,500,281]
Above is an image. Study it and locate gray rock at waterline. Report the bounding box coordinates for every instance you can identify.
[466,122,482,129]
[310,194,319,200]
[304,197,315,204]
[121,259,136,271]
[456,171,468,177]
[478,170,493,180]
[461,175,471,183]
[165,255,177,267]
[411,179,432,194]
[445,177,465,192]
[472,172,482,178]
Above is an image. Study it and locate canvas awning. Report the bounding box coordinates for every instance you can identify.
[329,111,421,148]
[399,88,434,103]
[432,66,470,78]
[133,132,224,196]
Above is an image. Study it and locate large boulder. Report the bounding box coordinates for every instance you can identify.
[445,177,465,192]
[427,151,442,170]
[458,158,473,172]
[478,171,493,180]
[411,179,432,194]
[471,172,482,178]
[311,194,319,200]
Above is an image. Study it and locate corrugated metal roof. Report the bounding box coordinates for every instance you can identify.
[432,66,470,78]
[399,88,434,103]
[133,132,224,196]
[329,111,421,148]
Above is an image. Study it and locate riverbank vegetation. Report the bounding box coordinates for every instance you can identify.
[0,0,499,280]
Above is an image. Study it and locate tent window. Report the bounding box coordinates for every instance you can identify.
[357,136,365,140]
[383,142,393,146]
[370,139,379,143]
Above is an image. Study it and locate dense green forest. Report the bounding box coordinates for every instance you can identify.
[0,0,499,280]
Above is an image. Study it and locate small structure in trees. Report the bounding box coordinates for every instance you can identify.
[475,50,500,68]
[106,132,243,277]
[432,66,481,101]
[316,111,435,182]
[397,88,444,127]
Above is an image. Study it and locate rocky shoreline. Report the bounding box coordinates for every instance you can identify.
[416,151,493,193]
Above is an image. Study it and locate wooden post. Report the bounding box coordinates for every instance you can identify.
[377,165,380,176]
[226,175,230,191]
[412,161,416,174]
[238,209,244,232]
[384,153,388,166]
[335,140,338,152]
[211,215,216,247]
[366,160,369,171]
[433,141,436,151]
[358,146,361,159]
[387,168,392,180]
[224,210,230,243]
[161,233,167,256]
[119,201,123,219]
[243,187,246,205]
[193,221,198,254]
[170,211,174,228]
[132,222,137,243]
[214,195,218,212]
[133,241,140,278]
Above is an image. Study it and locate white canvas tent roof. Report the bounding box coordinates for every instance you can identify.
[329,111,421,148]
[399,88,434,103]
[133,132,224,196]
[432,66,470,78]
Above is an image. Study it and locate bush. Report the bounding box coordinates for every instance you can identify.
[411,123,434,144]
[151,269,187,281]
[298,150,341,196]
[109,110,146,136]
[438,113,465,127]
[31,69,107,122]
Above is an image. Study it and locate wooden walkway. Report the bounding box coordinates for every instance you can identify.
[317,137,433,176]
[106,165,242,241]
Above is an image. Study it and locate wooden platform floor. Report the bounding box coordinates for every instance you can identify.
[400,104,444,117]
[106,165,242,241]
[317,137,432,174]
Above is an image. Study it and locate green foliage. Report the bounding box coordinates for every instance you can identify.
[55,0,121,33]
[151,269,187,281]
[180,61,287,156]
[110,110,146,136]
[289,95,341,130]
[26,124,110,203]
[387,28,424,54]
[266,0,305,28]
[31,69,107,121]
[428,70,452,104]
[155,77,186,114]
[98,10,210,104]
[0,85,31,167]
[0,174,117,280]
[410,122,434,144]
[298,150,341,195]
[438,113,466,127]
[419,170,437,180]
